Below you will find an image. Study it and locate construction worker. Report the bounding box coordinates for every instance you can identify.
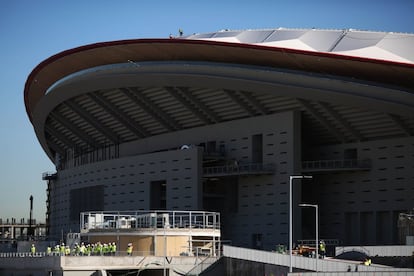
[30,244,36,256]
[363,258,372,266]
[80,242,86,256]
[127,243,133,256]
[54,245,60,256]
[111,242,117,256]
[98,242,103,255]
[74,243,80,256]
[319,240,326,259]
[65,245,71,256]
[46,246,52,256]
[103,243,108,255]
[60,243,65,256]
[85,244,91,256]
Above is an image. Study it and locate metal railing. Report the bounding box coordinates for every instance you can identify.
[80,210,220,232]
[203,162,275,177]
[0,252,47,258]
[302,159,371,172]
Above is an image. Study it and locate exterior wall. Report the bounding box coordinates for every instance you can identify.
[223,111,302,250]
[155,235,188,256]
[49,111,301,250]
[125,111,301,250]
[304,136,414,245]
[49,147,202,240]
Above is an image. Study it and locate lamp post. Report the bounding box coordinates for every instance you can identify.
[299,203,319,272]
[289,175,313,273]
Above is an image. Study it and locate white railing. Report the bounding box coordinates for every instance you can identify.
[80,210,220,232]
[0,252,46,258]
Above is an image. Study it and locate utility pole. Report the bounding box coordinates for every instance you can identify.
[29,195,33,238]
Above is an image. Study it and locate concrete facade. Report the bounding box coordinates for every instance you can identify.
[303,136,414,245]
[48,111,302,250]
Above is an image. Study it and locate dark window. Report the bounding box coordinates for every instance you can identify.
[150,180,166,210]
[344,148,357,159]
[70,185,104,222]
[252,233,263,249]
[252,134,263,163]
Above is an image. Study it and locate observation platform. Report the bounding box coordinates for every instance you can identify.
[80,210,221,258]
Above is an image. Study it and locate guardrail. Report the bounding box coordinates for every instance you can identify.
[80,210,220,232]
[0,252,46,258]
[0,250,156,258]
[302,159,371,172]
[203,163,275,176]
[336,245,414,257]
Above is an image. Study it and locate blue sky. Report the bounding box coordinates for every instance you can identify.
[1,0,413,222]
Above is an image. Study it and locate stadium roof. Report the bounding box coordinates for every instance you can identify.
[24,28,414,161]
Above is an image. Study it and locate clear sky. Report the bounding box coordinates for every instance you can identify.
[0,0,413,223]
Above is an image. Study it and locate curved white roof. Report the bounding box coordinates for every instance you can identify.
[185,28,414,64]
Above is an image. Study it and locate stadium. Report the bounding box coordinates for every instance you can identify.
[25,28,414,250]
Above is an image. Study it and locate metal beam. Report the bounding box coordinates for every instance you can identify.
[388,114,413,136]
[88,92,149,138]
[177,87,221,123]
[45,125,77,150]
[65,100,120,144]
[44,130,67,156]
[49,112,100,149]
[165,86,213,125]
[224,89,257,116]
[297,99,346,143]
[317,101,363,142]
[239,90,270,115]
[121,87,179,131]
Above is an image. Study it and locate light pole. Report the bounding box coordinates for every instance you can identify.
[299,203,319,272]
[289,175,313,273]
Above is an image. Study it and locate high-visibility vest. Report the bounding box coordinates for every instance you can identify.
[127,245,133,254]
[31,246,36,254]
[319,243,325,251]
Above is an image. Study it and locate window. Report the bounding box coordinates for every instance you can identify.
[150,180,167,210]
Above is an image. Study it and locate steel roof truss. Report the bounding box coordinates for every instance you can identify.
[45,125,77,151]
[297,99,346,143]
[122,87,179,132]
[388,114,413,136]
[224,89,257,116]
[165,86,212,125]
[64,100,120,144]
[88,92,148,138]
[176,87,221,123]
[45,138,66,157]
[317,101,363,142]
[49,112,101,149]
[239,91,270,115]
